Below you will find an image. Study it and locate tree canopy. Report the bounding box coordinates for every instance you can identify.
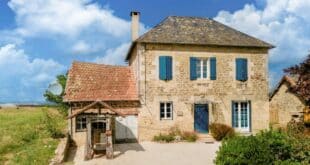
[284,54,310,105]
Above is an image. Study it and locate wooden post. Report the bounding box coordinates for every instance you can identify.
[84,118,92,160]
[106,117,114,159]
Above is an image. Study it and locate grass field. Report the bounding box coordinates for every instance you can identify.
[0,107,66,165]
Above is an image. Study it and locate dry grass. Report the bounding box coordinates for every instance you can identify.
[0,107,66,165]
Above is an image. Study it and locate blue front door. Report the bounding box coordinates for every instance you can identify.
[194,104,209,133]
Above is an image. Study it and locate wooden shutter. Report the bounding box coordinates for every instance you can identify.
[159,56,172,80]
[166,56,172,80]
[249,101,252,132]
[159,56,167,80]
[190,57,197,80]
[242,59,248,81]
[210,57,216,80]
[236,58,248,81]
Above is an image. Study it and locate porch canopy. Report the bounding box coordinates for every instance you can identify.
[63,61,140,160]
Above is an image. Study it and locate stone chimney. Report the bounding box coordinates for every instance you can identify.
[130,11,140,41]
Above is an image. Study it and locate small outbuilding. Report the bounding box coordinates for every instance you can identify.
[63,62,140,160]
[269,76,307,127]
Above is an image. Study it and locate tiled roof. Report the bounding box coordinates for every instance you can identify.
[126,16,274,61]
[64,61,139,102]
[138,16,274,48]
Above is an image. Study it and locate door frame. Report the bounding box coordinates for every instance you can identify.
[194,104,209,133]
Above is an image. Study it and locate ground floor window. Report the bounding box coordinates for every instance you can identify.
[160,102,173,120]
[232,101,250,132]
[76,115,87,131]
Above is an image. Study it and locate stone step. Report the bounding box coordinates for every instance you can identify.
[197,134,215,143]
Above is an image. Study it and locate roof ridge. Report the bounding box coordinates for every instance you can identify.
[72,61,130,68]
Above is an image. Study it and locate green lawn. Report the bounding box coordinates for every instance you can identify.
[0,107,66,165]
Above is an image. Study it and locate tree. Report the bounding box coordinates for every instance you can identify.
[284,54,310,105]
[44,74,68,115]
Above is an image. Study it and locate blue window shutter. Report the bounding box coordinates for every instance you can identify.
[159,56,167,80]
[236,58,248,81]
[166,56,173,80]
[236,58,242,80]
[190,57,197,80]
[210,57,216,80]
[242,59,248,81]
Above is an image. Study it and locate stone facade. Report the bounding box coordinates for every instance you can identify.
[270,82,306,127]
[129,43,270,141]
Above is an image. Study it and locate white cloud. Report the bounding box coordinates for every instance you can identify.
[0,44,65,102]
[94,42,130,65]
[72,40,94,54]
[8,0,135,38]
[214,0,310,87]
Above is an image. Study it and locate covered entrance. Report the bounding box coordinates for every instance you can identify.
[67,101,126,160]
[194,104,209,133]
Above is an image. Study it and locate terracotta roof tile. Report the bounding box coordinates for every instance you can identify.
[64,61,139,102]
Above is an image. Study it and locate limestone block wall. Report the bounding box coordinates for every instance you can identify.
[130,43,270,141]
[270,82,306,127]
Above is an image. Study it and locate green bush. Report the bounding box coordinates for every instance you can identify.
[153,133,175,142]
[181,131,197,142]
[215,129,310,165]
[41,108,65,139]
[153,127,198,142]
[209,123,235,141]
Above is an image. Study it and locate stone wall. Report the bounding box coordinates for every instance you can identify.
[270,82,306,127]
[130,43,270,141]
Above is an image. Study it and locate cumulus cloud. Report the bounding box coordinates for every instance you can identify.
[8,0,132,38]
[94,42,130,65]
[0,0,149,102]
[0,44,65,102]
[214,0,310,87]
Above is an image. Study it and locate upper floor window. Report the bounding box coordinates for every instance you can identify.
[160,102,173,120]
[236,58,248,81]
[190,57,216,80]
[196,58,208,79]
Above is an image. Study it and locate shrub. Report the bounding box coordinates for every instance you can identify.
[181,131,197,142]
[209,123,235,141]
[153,126,198,142]
[41,108,65,139]
[215,129,310,165]
[153,133,175,142]
[287,120,306,137]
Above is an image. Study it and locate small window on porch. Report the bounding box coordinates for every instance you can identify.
[160,102,173,120]
[76,115,87,132]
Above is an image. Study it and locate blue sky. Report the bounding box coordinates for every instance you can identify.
[0,0,309,103]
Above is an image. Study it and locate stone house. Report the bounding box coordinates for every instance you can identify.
[64,11,274,151]
[269,75,308,127]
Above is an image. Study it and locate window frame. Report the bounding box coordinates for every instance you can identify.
[196,58,210,80]
[160,102,173,120]
[232,101,250,132]
[76,115,87,132]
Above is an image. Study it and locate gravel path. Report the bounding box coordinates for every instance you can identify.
[72,142,221,165]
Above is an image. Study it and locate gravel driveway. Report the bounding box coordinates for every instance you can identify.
[71,142,221,165]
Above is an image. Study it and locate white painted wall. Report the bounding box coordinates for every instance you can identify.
[115,115,138,140]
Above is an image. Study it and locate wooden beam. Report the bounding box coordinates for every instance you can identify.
[98,101,125,117]
[67,101,98,119]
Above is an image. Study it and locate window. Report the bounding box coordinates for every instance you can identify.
[190,57,216,80]
[160,102,173,120]
[196,58,208,79]
[232,101,250,132]
[76,115,87,131]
